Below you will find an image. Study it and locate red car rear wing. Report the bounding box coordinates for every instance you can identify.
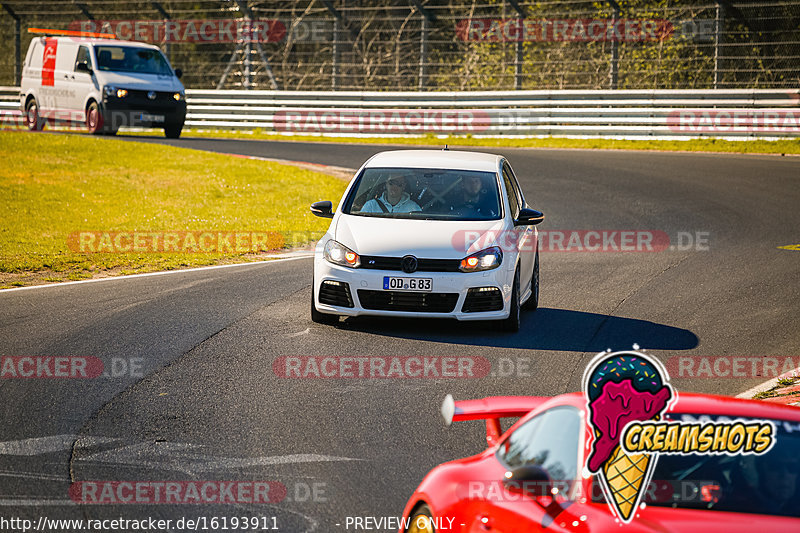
[441,394,549,447]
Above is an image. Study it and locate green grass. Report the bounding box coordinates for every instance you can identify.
[0,131,347,288]
[162,129,800,155]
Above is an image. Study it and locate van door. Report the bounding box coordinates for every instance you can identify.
[65,45,94,123]
[52,40,79,121]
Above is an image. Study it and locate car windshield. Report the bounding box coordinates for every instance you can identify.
[592,414,800,517]
[94,46,172,76]
[343,167,502,221]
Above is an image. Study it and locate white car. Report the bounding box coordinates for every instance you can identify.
[310,150,544,332]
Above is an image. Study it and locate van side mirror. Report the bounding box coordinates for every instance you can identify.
[76,61,92,74]
[174,68,183,79]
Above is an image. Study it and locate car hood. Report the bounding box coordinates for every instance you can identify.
[96,71,183,92]
[335,214,505,259]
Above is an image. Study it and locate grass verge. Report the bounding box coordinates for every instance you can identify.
[0,131,347,289]
[165,129,800,155]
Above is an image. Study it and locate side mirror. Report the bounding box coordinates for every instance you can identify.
[310,200,334,218]
[503,465,553,499]
[76,61,92,74]
[514,208,544,226]
[174,68,183,79]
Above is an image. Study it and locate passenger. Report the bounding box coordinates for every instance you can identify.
[451,174,499,217]
[361,174,421,214]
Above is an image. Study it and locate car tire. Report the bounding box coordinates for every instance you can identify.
[25,98,45,131]
[164,122,183,139]
[522,247,539,311]
[406,504,435,533]
[501,266,521,333]
[311,283,339,325]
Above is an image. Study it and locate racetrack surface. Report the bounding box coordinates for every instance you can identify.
[1,136,799,530]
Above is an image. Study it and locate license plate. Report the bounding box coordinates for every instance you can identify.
[140,113,165,123]
[383,276,432,292]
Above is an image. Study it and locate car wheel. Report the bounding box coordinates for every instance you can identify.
[164,122,183,139]
[86,101,105,135]
[25,98,45,131]
[311,283,339,325]
[406,504,435,533]
[501,266,521,333]
[522,247,539,311]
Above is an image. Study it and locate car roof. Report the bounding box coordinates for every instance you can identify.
[364,150,502,173]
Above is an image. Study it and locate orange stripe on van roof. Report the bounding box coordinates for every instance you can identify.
[28,28,116,39]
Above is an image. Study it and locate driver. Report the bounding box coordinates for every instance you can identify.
[361,174,421,214]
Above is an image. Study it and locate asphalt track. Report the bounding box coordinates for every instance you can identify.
[1,135,799,531]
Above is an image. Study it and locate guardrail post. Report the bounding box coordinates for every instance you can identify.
[607,0,620,90]
[1,3,20,85]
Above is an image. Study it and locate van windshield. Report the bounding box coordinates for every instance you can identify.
[94,46,172,76]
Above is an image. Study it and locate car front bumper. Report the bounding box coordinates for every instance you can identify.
[313,252,515,321]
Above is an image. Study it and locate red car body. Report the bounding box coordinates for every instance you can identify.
[400,392,800,532]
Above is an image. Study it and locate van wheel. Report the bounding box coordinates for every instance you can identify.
[164,122,183,139]
[86,101,104,135]
[25,98,45,131]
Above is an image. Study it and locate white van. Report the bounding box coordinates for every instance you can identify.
[20,33,186,138]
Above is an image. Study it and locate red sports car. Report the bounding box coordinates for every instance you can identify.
[400,392,800,532]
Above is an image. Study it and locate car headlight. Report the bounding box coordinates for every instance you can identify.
[173,91,184,101]
[116,89,128,98]
[460,246,502,272]
[103,85,116,97]
[324,240,360,268]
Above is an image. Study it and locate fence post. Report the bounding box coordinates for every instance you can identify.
[411,1,436,91]
[607,0,620,90]
[508,0,527,90]
[714,1,725,89]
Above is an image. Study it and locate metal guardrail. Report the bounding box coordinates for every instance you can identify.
[3,87,799,140]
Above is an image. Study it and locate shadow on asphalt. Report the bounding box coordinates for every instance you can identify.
[339,307,699,352]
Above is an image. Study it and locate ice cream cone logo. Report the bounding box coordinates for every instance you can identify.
[582,349,675,523]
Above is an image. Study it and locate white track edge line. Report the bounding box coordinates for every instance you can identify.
[0,253,314,294]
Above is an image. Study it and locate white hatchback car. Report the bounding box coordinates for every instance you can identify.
[310,150,544,332]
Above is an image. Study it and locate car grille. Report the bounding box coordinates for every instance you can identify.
[318,280,354,308]
[360,256,460,272]
[461,287,503,312]
[357,290,458,313]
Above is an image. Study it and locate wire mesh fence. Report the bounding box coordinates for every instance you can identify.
[1,0,798,91]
